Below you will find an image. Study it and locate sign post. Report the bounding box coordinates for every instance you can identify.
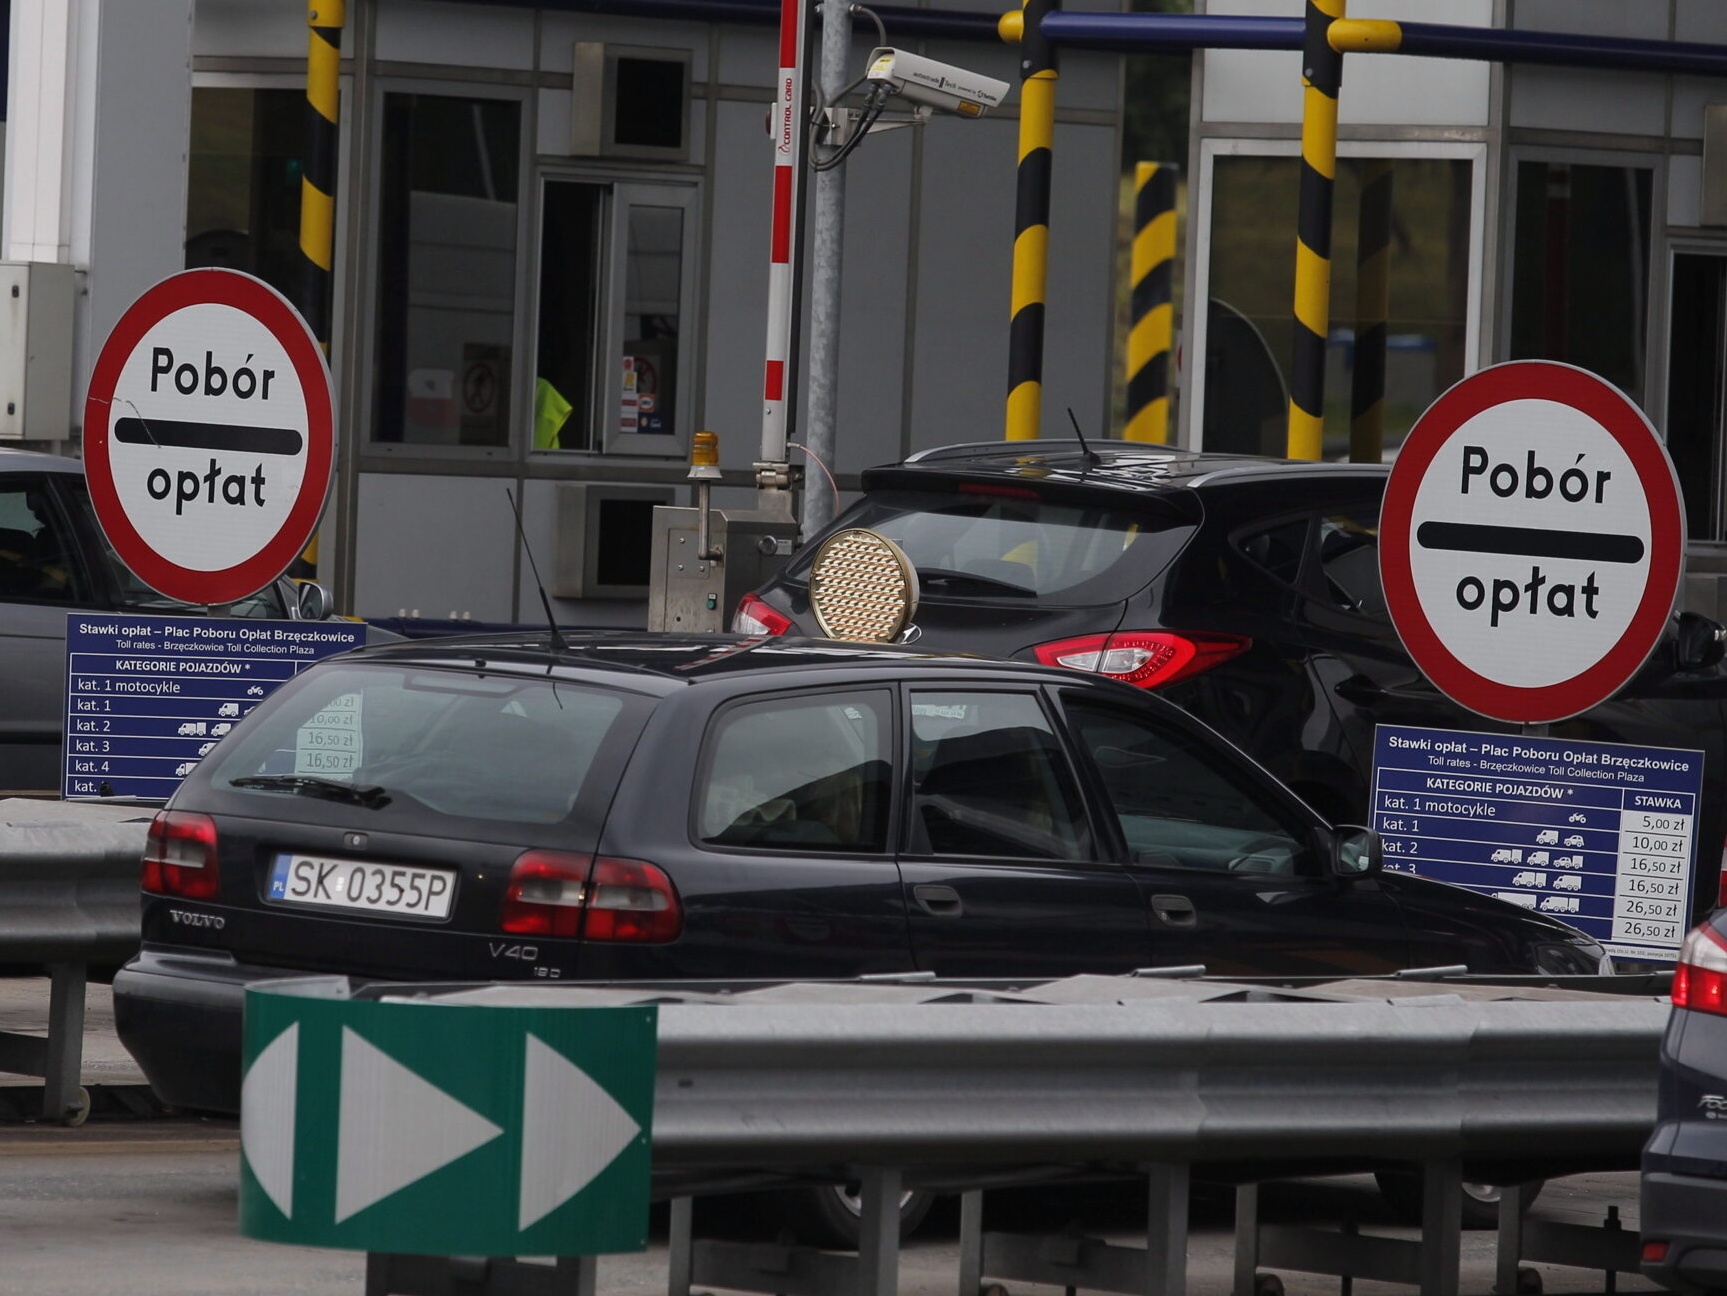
[1379,360,1684,725]
[82,268,335,607]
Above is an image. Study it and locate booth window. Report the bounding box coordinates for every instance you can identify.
[1203,156,1472,459]
[1510,161,1652,406]
[185,88,306,299]
[373,93,522,447]
[534,181,694,454]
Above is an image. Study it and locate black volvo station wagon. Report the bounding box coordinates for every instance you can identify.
[114,632,1606,1119]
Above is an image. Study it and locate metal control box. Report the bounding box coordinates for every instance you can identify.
[0,262,76,441]
[647,505,798,633]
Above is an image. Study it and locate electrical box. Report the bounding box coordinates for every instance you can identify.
[647,505,798,633]
[0,262,76,441]
[570,42,691,162]
[552,482,675,599]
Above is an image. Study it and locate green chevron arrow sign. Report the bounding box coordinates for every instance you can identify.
[238,983,656,1256]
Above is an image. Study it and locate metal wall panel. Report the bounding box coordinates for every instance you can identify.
[1678,0,1727,46]
[193,0,306,59]
[1508,66,1667,136]
[352,473,520,620]
[374,0,536,69]
[1202,0,1493,128]
[907,118,1018,444]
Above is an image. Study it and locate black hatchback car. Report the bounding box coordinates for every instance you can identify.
[113,631,1605,1117]
[739,441,1727,922]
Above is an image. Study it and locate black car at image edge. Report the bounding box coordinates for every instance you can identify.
[113,631,1607,1122]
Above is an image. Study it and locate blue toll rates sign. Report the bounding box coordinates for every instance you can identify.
[1371,724,1703,963]
[63,615,363,800]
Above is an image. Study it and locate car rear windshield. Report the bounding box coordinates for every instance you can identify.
[791,489,1194,604]
[206,663,644,828]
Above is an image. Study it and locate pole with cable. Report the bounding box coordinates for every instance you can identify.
[803,0,853,539]
[1000,0,1058,442]
[1287,0,1344,461]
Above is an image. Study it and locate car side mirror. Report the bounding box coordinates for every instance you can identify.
[1331,825,1383,879]
[295,580,333,621]
[1675,611,1727,672]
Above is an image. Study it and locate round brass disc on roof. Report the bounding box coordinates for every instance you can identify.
[807,528,920,643]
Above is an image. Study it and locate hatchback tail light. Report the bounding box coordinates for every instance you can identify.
[1672,922,1727,1015]
[141,811,220,900]
[1033,631,1251,690]
[733,594,793,636]
[500,852,682,943]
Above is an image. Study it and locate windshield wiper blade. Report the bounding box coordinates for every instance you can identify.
[915,567,1036,597]
[228,775,391,808]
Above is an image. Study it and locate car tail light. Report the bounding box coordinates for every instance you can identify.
[582,857,682,943]
[1642,1239,1669,1262]
[501,851,592,938]
[500,852,682,943]
[141,811,220,900]
[1033,631,1251,690]
[733,594,793,636]
[1672,922,1727,1015]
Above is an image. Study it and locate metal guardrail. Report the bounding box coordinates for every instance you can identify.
[0,797,151,1122]
[303,971,1672,1296]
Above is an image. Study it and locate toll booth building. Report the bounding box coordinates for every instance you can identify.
[0,0,1123,627]
[1186,0,1727,611]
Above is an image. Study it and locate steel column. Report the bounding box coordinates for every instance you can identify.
[1003,0,1058,441]
[1288,0,1345,461]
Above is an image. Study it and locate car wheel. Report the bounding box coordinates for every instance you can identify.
[779,1182,935,1249]
[1374,1171,1544,1228]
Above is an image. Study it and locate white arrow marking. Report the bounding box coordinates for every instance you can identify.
[519,1033,642,1230]
[240,1022,299,1219]
[335,1026,503,1223]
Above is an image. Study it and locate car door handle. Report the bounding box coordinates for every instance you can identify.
[1333,676,1387,705]
[913,884,963,917]
[1150,894,1197,928]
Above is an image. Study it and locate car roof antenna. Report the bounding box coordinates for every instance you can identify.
[506,487,570,654]
[1067,407,1102,468]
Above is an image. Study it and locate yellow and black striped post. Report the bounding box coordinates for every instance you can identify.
[1126,162,1175,444]
[1349,158,1392,463]
[299,0,344,352]
[1000,0,1058,442]
[1288,0,1345,461]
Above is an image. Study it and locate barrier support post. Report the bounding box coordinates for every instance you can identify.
[667,1197,695,1296]
[1420,1160,1463,1296]
[856,1167,904,1296]
[1233,1184,1261,1296]
[1147,1162,1191,1296]
[1287,0,1345,460]
[959,1191,985,1296]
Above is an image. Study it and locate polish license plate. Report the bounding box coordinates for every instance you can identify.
[267,854,455,920]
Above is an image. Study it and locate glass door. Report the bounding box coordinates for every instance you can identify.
[1666,250,1727,541]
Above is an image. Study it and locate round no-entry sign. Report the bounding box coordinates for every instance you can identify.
[1380,360,1684,724]
[84,269,334,605]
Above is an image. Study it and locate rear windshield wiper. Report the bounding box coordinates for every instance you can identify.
[915,567,1036,597]
[227,775,391,809]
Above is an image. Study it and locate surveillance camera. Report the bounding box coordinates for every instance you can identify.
[865,48,1010,118]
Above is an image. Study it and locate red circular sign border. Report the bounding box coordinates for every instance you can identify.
[83,269,334,606]
[1380,360,1684,725]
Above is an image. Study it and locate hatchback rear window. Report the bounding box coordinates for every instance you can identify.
[206,663,640,826]
[791,489,1193,604]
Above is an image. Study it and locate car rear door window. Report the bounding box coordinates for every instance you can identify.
[696,691,891,852]
[1066,702,1307,876]
[1318,510,1389,621]
[1236,518,1309,586]
[908,691,1089,860]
